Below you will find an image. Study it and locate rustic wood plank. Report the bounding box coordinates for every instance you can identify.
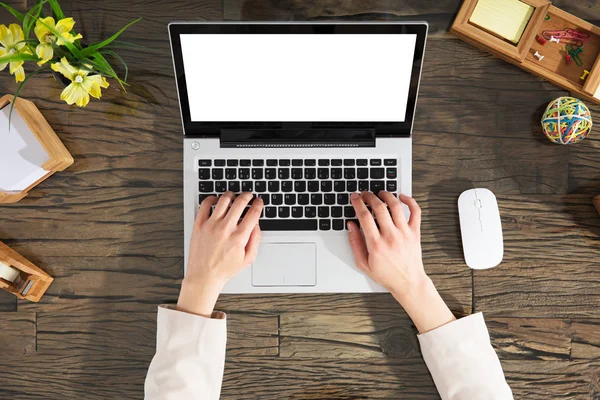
[0,291,17,312]
[572,320,600,360]
[0,188,182,258]
[0,312,36,355]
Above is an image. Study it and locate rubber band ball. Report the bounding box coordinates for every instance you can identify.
[541,97,592,144]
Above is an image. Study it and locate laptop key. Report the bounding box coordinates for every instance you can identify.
[252,169,263,179]
[359,181,369,191]
[346,219,360,229]
[324,194,336,205]
[278,168,290,179]
[242,181,253,192]
[384,159,397,166]
[305,206,317,218]
[370,168,385,179]
[265,207,277,218]
[319,219,331,231]
[268,181,280,192]
[252,159,264,166]
[370,159,382,166]
[311,194,323,205]
[318,168,329,179]
[295,181,307,192]
[333,219,344,231]
[292,159,303,166]
[370,180,385,194]
[318,206,329,218]
[271,194,283,205]
[279,159,291,166]
[227,160,238,166]
[344,168,355,179]
[334,181,345,193]
[331,168,343,179]
[387,168,397,179]
[267,159,277,166]
[278,207,290,218]
[386,181,397,192]
[212,169,224,180]
[357,159,368,166]
[308,181,319,193]
[214,159,226,167]
[321,181,333,192]
[199,182,214,193]
[282,181,293,193]
[285,194,296,205]
[240,159,251,166]
[255,181,267,192]
[347,181,357,192]
[305,159,316,166]
[331,206,343,218]
[331,159,343,166]
[199,160,211,167]
[198,168,211,180]
[260,219,317,231]
[292,206,303,218]
[357,168,369,179]
[215,181,227,193]
[292,168,303,179]
[265,168,277,180]
[298,194,310,205]
[228,181,240,192]
[225,168,237,180]
[305,168,317,180]
[344,159,355,166]
[318,159,329,166]
[344,206,356,218]
[337,194,349,205]
[239,168,250,180]
[259,194,270,205]
[199,194,212,204]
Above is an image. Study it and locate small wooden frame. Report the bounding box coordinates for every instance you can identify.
[451,1,600,105]
[0,94,73,203]
[0,241,53,302]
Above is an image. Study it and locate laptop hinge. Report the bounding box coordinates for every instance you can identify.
[220,129,376,148]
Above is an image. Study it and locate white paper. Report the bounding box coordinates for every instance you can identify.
[594,82,600,100]
[181,34,417,122]
[0,104,50,191]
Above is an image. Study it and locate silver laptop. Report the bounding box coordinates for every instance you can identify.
[169,22,428,293]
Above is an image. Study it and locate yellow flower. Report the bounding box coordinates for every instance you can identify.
[34,17,82,66]
[51,58,109,107]
[0,24,31,82]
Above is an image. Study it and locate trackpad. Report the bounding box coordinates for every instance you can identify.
[252,243,316,287]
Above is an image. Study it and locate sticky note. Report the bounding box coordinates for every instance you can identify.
[469,0,535,44]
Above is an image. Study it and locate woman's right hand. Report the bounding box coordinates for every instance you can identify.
[347,192,456,333]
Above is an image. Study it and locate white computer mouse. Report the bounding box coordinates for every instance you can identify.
[458,188,503,270]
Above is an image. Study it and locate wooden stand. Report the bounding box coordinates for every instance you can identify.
[0,94,73,203]
[451,1,600,105]
[0,241,53,302]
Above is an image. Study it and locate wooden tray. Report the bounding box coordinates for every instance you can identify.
[0,241,53,302]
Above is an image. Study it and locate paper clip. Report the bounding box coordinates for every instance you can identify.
[566,44,584,67]
[542,29,588,46]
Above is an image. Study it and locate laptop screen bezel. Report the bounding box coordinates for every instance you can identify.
[169,22,428,138]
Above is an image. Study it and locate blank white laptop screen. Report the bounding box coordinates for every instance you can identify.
[180,34,417,122]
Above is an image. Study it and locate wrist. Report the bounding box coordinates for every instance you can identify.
[177,277,225,318]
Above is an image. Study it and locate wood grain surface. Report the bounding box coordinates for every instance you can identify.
[1,0,600,398]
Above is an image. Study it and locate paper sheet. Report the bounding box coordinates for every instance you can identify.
[0,104,50,191]
[469,0,534,44]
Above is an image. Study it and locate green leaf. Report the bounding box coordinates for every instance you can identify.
[8,67,48,129]
[107,40,160,53]
[0,52,40,64]
[0,2,25,23]
[100,49,128,82]
[23,0,47,39]
[35,14,82,58]
[79,18,141,58]
[48,0,65,20]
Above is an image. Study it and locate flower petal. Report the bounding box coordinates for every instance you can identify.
[9,24,24,44]
[60,83,90,107]
[36,43,54,65]
[55,18,75,35]
[0,47,7,71]
[13,65,25,83]
[87,74,110,89]
[51,57,78,81]
[81,78,102,99]
[34,17,54,42]
[0,24,12,48]
[9,60,23,74]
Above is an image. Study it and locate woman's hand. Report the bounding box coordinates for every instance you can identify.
[348,192,455,333]
[178,192,263,317]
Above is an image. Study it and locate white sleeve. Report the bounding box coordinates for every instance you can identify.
[145,305,227,400]
[418,312,513,400]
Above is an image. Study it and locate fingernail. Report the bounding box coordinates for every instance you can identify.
[347,222,354,232]
[351,192,359,200]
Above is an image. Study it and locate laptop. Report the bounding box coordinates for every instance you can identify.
[169,22,428,293]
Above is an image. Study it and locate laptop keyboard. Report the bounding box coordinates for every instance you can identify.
[198,158,399,231]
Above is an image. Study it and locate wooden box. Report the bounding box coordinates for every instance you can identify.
[0,94,73,203]
[0,241,53,302]
[451,0,600,104]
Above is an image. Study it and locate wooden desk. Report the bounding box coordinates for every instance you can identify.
[0,0,599,398]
